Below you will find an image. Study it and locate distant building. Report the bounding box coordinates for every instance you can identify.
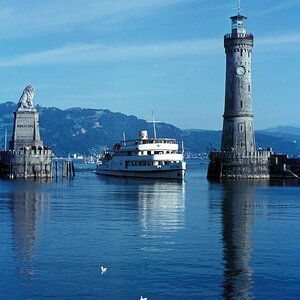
[0,85,52,179]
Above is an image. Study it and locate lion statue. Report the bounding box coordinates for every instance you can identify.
[18,85,35,109]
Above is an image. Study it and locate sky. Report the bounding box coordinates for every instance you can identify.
[0,0,300,130]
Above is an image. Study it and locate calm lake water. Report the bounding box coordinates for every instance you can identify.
[0,160,299,299]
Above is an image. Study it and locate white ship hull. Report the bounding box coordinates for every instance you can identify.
[96,164,186,180]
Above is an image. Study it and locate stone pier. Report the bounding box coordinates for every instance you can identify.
[0,85,53,179]
[207,151,271,180]
[0,148,52,179]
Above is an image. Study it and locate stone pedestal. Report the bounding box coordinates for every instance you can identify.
[207,151,271,180]
[0,85,52,179]
[9,110,43,150]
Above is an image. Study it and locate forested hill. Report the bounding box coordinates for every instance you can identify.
[1,102,300,157]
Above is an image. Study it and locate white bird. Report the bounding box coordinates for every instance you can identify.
[100,266,107,275]
[140,296,147,300]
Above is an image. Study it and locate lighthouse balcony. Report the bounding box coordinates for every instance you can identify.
[224,33,253,48]
[224,33,253,39]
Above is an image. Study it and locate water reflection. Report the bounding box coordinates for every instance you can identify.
[97,176,186,233]
[11,181,51,281]
[210,180,268,300]
[136,180,186,232]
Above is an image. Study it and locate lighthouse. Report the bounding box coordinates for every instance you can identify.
[221,14,255,154]
[207,9,271,180]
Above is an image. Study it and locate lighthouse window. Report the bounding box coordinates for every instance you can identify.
[240,142,243,146]
[240,49,243,56]
[240,101,243,108]
[248,85,251,91]
[240,126,243,131]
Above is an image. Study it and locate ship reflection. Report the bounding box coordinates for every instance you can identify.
[97,176,186,233]
[210,180,268,300]
[136,180,185,232]
[11,181,50,281]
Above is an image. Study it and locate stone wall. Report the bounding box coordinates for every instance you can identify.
[207,150,271,179]
[0,149,52,179]
[269,154,300,179]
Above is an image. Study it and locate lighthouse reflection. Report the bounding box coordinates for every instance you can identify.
[210,181,266,299]
[221,182,255,299]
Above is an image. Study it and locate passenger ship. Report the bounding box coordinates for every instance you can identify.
[96,130,186,179]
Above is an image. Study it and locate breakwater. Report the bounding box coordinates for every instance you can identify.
[0,149,74,179]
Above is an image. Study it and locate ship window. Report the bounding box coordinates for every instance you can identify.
[147,151,151,155]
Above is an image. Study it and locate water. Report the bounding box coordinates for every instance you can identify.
[0,161,300,299]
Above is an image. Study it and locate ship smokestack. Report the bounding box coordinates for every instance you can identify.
[140,130,148,140]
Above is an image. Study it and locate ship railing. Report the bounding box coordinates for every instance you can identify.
[120,139,177,147]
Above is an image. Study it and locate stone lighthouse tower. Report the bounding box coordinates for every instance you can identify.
[207,10,271,180]
[221,14,255,154]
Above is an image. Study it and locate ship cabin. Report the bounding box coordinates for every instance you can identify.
[111,130,181,158]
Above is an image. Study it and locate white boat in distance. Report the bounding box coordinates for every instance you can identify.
[96,130,186,179]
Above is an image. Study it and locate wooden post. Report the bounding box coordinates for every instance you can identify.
[24,160,27,179]
[10,161,13,179]
[67,161,71,177]
[71,161,75,177]
[55,160,59,178]
[62,161,67,178]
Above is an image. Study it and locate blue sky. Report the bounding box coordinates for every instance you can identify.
[0,0,300,130]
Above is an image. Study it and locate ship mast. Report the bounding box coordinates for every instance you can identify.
[4,129,7,151]
[147,111,162,139]
[152,111,157,139]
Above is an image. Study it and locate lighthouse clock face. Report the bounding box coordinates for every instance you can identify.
[236,66,246,76]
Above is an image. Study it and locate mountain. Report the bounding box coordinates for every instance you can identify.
[1,102,300,157]
[0,102,183,156]
[258,125,300,136]
[256,126,300,157]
